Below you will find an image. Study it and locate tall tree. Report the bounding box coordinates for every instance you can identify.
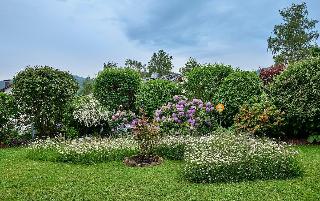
[268,2,319,64]
[147,50,173,76]
[125,59,147,77]
[103,61,118,69]
[179,57,200,75]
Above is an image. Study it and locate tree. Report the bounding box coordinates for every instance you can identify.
[12,66,79,137]
[147,50,173,76]
[179,57,200,75]
[268,2,319,64]
[78,77,94,96]
[125,59,147,77]
[103,61,118,69]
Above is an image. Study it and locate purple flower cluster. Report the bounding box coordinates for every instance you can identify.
[155,95,215,129]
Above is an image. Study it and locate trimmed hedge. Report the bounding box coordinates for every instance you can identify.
[214,70,263,126]
[94,68,141,111]
[135,79,181,117]
[184,64,234,101]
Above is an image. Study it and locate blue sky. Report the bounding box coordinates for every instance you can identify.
[0,0,319,80]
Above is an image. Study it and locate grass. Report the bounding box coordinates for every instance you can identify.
[0,146,319,201]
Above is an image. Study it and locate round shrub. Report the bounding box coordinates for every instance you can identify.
[270,57,320,137]
[234,93,285,138]
[214,71,263,126]
[183,131,301,183]
[184,63,234,101]
[12,66,79,137]
[94,68,141,111]
[135,79,181,117]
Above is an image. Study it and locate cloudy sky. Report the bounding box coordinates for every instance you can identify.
[0,0,319,80]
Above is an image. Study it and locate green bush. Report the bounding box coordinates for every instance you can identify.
[135,79,181,117]
[183,131,301,183]
[94,68,141,111]
[234,93,285,138]
[12,66,78,137]
[0,93,16,129]
[214,70,263,126]
[184,64,234,101]
[270,57,320,137]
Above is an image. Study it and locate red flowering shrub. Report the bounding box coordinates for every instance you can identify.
[259,64,286,84]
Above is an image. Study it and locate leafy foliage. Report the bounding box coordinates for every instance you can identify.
[214,70,263,126]
[147,50,173,76]
[259,64,286,85]
[125,59,147,77]
[78,77,94,96]
[183,131,301,183]
[109,106,136,135]
[270,57,320,137]
[131,114,160,156]
[12,66,78,137]
[103,61,118,69]
[94,68,141,111]
[0,93,16,129]
[135,79,181,117]
[268,2,319,64]
[184,63,234,101]
[234,94,285,138]
[179,57,200,75]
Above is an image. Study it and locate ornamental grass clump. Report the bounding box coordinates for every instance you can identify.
[183,131,301,183]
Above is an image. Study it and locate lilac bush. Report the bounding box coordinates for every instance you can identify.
[155,95,219,135]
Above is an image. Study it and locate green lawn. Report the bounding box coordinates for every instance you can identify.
[0,146,319,201]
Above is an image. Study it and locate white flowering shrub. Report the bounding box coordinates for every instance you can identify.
[72,94,110,128]
[183,131,301,183]
[28,137,138,164]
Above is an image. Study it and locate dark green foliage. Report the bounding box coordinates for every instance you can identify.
[135,79,181,117]
[12,66,79,137]
[268,2,319,64]
[270,57,320,137]
[184,63,234,101]
[0,93,16,129]
[179,57,200,75]
[103,61,118,69]
[147,50,173,76]
[214,70,263,126]
[94,68,141,111]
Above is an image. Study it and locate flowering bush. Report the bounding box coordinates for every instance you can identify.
[27,137,138,164]
[72,94,109,128]
[155,95,219,135]
[183,131,301,183]
[131,114,160,155]
[184,63,234,101]
[270,57,320,137]
[135,79,181,117]
[234,94,285,138]
[259,64,286,85]
[27,135,196,163]
[12,66,78,137]
[109,106,136,135]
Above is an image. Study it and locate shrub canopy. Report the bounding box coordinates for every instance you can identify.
[12,66,78,137]
[184,64,234,101]
[135,79,181,117]
[94,68,141,111]
[214,70,263,126]
[270,57,320,136]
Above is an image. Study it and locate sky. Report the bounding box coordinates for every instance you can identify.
[0,0,319,80]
